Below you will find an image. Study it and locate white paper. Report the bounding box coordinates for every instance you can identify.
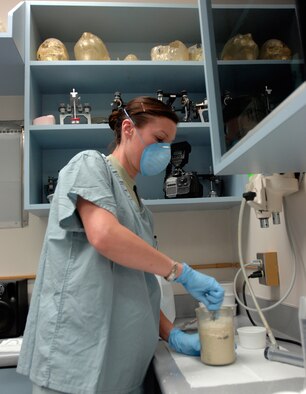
[168,343,305,389]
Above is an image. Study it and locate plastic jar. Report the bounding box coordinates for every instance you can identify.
[196,306,236,366]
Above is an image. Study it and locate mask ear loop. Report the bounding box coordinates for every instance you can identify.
[123,107,134,124]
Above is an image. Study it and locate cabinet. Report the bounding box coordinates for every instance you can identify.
[0,2,25,95]
[3,1,306,215]
[199,1,305,175]
[22,1,246,216]
[0,3,26,227]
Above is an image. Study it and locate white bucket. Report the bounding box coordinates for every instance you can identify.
[223,293,236,305]
[220,281,234,294]
[220,282,237,315]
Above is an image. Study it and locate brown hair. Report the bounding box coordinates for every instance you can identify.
[108,96,179,146]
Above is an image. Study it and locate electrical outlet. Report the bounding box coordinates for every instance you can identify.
[257,252,280,287]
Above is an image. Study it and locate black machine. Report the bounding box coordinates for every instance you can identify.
[0,280,28,339]
[164,141,203,199]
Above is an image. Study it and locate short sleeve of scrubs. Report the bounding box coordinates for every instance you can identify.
[55,150,117,232]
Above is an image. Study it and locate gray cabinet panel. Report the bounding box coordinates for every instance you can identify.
[200,0,305,175]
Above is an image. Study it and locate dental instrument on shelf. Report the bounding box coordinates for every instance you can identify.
[58,88,91,125]
[111,91,124,111]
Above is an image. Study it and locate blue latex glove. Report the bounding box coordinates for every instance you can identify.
[175,263,224,311]
[168,328,201,356]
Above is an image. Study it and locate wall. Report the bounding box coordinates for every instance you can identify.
[0,1,305,314]
[154,209,239,295]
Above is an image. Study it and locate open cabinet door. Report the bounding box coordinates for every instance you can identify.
[0,121,28,228]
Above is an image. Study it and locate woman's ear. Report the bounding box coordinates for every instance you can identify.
[121,118,134,138]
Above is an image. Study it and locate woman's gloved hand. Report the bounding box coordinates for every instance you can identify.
[175,263,224,310]
[168,328,201,356]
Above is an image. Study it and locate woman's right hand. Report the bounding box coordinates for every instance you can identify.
[168,328,200,356]
[175,263,224,310]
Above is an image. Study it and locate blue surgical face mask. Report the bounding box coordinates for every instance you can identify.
[139,142,171,176]
[123,109,171,176]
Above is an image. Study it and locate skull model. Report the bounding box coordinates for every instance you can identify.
[124,54,139,61]
[188,44,203,61]
[151,40,189,61]
[221,33,259,60]
[259,39,292,60]
[74,32,110,60]
[37,38,69,61]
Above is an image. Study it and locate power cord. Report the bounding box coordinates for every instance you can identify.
[242,272,262,326]
[242,271,302,347]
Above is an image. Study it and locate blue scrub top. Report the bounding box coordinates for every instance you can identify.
[17,150,161,394]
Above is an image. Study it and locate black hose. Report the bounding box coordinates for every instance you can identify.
[242,276,302,347]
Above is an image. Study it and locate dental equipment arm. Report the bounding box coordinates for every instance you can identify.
[264,346,304,367]
[237,173,300,359]
[238,198,278,348]
[244,173,299,228]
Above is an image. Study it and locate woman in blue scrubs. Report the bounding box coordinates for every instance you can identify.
[17,96,224,394]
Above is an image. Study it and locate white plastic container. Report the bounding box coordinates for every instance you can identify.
[220,281,237,315]
[220,281,234,294]
[237,326,266,349]
[223,293,235,305]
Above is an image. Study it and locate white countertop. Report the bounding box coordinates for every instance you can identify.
[0,337,22,367]
[154,341,306,394]
[153,316,306,394]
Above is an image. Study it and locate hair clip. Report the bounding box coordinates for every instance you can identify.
[141,102,146,112]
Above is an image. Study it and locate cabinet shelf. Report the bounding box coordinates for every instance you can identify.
[30,61,205,94]
[217,60,304,94]
[214,81,306,174]
[29,2,199,44]
[28,122,210,149]
[212,4,300,58]
[29,125,114,149]
[24,122,214,211]
[26,196,243,217]
[218,60,303,66]
[144,196,242,212]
